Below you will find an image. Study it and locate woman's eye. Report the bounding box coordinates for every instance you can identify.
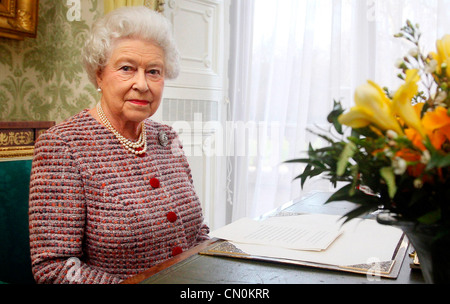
[120,66,133,72]
[147,69,163,79]
[148,69,161,75]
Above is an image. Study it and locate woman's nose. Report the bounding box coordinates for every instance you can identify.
[132,69,149,92]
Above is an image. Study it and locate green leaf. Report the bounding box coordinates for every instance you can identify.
[427,151,450,170]
[294,165,326,188]
[337,141,356,176]
[349,164,360,196]
[327,100,345,135]
[325,184,381,222]
[417,209,441,225]
[325,184,353,203]
[380,167,397,198]
[341,204,379,224]
[284,158,310,164]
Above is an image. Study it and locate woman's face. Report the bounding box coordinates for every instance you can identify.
[96,38,165,128]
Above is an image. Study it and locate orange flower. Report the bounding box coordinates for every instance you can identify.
[405,128,426,151]
[395,148,421,162]
[395,148,424,177]
[403,103,427,150]
[422,106,450,150]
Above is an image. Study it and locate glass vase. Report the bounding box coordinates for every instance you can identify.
[377,212,450,284]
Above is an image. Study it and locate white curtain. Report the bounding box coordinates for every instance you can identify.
[227,0,450,222]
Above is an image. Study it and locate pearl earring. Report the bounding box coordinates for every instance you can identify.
[97,87,102,92]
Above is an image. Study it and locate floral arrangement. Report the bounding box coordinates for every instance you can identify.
[289,21,450,231]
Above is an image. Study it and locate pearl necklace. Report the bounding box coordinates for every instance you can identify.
[97,103,147,155]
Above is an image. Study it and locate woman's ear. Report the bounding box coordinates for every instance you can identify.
[96,69,103,90]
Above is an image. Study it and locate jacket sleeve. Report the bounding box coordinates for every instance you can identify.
[194,223,211,246]
[28,131,122,284]
[169,128,211,246]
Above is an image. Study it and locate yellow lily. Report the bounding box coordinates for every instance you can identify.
[338,80,403,135]
[392,69,426,138]
[431,34,450,78]
[404,103,427,150]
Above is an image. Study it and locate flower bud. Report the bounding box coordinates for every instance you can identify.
[395,59,405,69]
[393,157,407,175]
[386,130,398,139]
[435,91,448,104]
[425,60,438,73]
[413,178,423,189]
[408,48,419,58]
[442,62,448,75]
[421,150,431,164]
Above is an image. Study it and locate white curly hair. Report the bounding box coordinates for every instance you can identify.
[82,6,180,87]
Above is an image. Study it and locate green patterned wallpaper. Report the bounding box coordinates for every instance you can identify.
[0,0,102,123]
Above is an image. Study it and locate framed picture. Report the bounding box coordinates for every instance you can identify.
[0,0,38,40]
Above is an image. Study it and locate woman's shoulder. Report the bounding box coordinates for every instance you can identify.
[145,119,178,137]
[38,110,98,141]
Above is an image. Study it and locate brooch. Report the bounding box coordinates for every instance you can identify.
[158,131,169,147]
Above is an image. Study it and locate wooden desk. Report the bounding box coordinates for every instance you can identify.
[122,192,425,284]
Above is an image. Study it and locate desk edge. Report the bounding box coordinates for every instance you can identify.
[121,238,218,284]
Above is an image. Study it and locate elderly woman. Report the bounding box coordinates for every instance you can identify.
[28,6,209,284]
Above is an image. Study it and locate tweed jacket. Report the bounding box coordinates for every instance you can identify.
[28,110,210,284]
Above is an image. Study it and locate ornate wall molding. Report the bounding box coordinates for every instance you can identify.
[0,0,101,123]
[0,121,54,159]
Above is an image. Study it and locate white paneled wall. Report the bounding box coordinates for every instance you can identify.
[155,0,229,230]
[165,0,225,90]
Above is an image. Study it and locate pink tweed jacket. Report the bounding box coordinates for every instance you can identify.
[28,110,210,284]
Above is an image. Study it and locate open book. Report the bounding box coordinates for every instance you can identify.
[204,213,407,278]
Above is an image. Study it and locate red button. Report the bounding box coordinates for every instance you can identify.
[150,178,160,188]
[167,212,177,223]
[172,246,183,256]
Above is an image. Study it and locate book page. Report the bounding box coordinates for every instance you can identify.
[210,216,343,251]
[210,214,404,267]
